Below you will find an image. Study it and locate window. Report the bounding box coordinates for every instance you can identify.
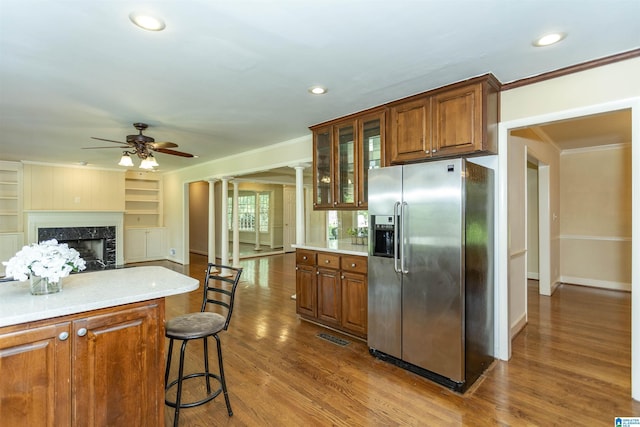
[227,192,270,232]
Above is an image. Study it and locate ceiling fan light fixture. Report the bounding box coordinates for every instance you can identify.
[533,32,566,47]
[139,157,155,169]
[147,153,159,167]
[118,152,134,167]
[129,12,166,31]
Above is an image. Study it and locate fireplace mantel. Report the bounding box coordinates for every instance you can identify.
[25,211,124,266]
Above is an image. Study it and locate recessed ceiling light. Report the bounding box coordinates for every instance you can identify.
[308,86,328,95]
[129,12,166,31]
[533,32,566,47]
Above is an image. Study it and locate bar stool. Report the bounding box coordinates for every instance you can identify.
[164,263,243,427]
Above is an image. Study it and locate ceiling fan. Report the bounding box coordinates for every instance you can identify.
[85,122,194,168]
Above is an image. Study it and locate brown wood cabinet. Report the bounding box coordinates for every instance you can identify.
[389,97,431,163]
[0,299,164,427]
[310,109,385,210]
[387,74,500,164]
[295,250,317,318]
[295,249,368,338]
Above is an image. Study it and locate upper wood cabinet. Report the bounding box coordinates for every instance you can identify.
[389,98,431,163]
[311,109,384,210]
[387,74,500,164]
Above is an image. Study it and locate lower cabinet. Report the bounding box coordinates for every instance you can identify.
[0,299,164,427]
[124,227,165,263]
[295,249,368,338]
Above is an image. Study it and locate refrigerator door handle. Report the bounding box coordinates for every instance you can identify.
[400,201,409,273]
[393,201,401,273]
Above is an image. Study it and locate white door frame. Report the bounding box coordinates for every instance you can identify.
[497,97,640,400]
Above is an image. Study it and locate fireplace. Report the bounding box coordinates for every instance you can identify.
[38,226,116,270]
[26,211,125,268]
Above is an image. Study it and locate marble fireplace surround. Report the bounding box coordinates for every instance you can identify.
[25,211,125,267]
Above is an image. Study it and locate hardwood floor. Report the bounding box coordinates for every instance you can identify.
[155,253,639,426]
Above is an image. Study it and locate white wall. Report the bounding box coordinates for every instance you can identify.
[527,162,539,279]
[560,144,632,290]
[188,181,209,255]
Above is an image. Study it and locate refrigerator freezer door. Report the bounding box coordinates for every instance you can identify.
[368,166,403,358]
[401,158,464,382]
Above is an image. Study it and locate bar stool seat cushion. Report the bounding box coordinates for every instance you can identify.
[166,312,226,340]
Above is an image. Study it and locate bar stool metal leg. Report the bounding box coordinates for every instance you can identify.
[172,340,189,427]
[203,337,212,395]
[216,334,233,416]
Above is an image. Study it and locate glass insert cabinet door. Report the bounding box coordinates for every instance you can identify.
[313,127,332,207]
[360,117,382,206]
[335,122,355,206]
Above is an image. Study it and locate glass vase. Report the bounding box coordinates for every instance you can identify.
[30,275,62,295]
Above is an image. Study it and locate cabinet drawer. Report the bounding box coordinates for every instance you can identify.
[317,252,340,269]
[296,249,316,266]
[341,255,368,274]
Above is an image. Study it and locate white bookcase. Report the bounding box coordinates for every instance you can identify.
[124,170,162,227]
[124,170,165,262]
[0,161,24,276]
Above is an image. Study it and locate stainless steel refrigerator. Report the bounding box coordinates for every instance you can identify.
[368,158,494,392]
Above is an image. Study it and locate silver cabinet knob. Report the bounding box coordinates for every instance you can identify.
[351,263,356,268]
[341,275,345,279]
[77,328,88,337]
[325,260,330,264]
[431,149,437,153]
[58,332,69,341]
[303,256,307,260]
[316,271,319,275]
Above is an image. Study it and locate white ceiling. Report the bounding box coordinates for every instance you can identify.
[1,1,638,173]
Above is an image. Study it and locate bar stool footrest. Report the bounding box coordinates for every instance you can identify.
[165,372,223,409]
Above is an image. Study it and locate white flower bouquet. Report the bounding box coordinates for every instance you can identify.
[3,239,87,283]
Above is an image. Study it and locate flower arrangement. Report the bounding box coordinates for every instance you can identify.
[3,239,86,283]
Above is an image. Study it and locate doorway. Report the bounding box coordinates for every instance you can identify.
[499,101,637,398]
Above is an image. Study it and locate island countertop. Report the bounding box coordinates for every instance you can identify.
[292,239,368,256]
[0,266,199,328]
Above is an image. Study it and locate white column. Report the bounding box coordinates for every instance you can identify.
[254,191,262,251]
[207,179,218,265]
[220,177,230,267]
[294,165,306,245]
[232,180,241,267]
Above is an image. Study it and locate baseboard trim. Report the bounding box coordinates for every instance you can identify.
[560,275,631,292]
[510,312,527,340]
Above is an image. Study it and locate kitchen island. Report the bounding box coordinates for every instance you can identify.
[292,240,369,339]
[0,266,199,427]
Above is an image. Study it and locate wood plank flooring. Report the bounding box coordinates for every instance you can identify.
[154,253,640,426]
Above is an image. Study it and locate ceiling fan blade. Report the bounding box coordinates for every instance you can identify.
[91,137,129,144]
[150,142,178,149]
[154,148,194,158]
[82,146,130,149]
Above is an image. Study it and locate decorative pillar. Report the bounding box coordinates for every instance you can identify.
[293,164,307,245]
[207,179,218,265]
[232,180,240,268]
[220,177,230,267]
[254,191,262,251]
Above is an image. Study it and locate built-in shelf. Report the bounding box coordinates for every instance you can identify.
[124,171,162,228]
[0,162,22,234]
[0,161,23,276]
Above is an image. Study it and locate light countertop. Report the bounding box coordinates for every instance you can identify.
[293,239,369,256]
[0,266,199,328]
